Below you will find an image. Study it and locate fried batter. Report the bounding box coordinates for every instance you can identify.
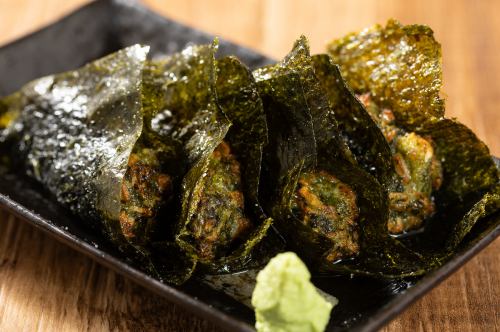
[188,141,253,260]
[359,93,443,233]
[120,149,173,242]
[292,170,359,262]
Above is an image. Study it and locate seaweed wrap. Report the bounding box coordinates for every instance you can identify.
[144,42,277,273]
[325,20,499,255]
[0,46,198,283]
[254,37,427,277]
[0,45,153,244]
[326,19,499,236]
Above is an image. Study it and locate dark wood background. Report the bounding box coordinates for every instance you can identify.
[0,0,498,331]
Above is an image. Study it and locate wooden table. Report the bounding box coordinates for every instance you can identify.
[0,0,498,331]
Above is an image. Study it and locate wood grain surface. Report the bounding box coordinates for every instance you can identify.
[0,0,499,331]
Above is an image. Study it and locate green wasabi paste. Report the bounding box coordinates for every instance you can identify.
[251,252,334,332]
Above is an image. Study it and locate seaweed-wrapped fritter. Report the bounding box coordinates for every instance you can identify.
[254,37,426,277]
[187,141,253,260]
[319,20,445,234]
[359,93,443,233]
[291,170,359,261]
[254,38,361,263]
[0,45,152,244]
[145,43,275,272]
[326,20,498,244]
[0,46,199,283]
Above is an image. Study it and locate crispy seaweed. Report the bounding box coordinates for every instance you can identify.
[447,184,499,250]
[0,46,196,284]
[211,56,279,271]
[311,54,396,188]
[143,43,230,160]
[418,119,498,203]
[0,45,149,243]
[255,37,428,278]
[327,19,445,130]
[327,21,499,255]
[254,36,354,165]
[215,56,269,220]
[149,42,275,273]
[255,72,316,214]
[415,119,499,250]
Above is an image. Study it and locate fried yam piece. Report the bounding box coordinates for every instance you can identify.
[292,170,359,262]
[359,93,443,233]
[120,149,173,242]
[188,141,253,260]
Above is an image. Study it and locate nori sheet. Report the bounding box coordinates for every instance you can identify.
[311,54,396,188]
[254,37,428,278]
[148,42,276,273]
[0,45,149,243]
[0,46,196,284]
[327,19,445,130]
[327,20,499,265]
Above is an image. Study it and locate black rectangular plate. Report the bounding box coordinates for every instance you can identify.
[1,1,499,331]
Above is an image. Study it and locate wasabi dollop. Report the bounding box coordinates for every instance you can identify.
[251,252,333,332]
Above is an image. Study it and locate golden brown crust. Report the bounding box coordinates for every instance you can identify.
[358,93,443,234]
[292,170,360,262]
[119,152,173,242]
[188,142,253,260]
